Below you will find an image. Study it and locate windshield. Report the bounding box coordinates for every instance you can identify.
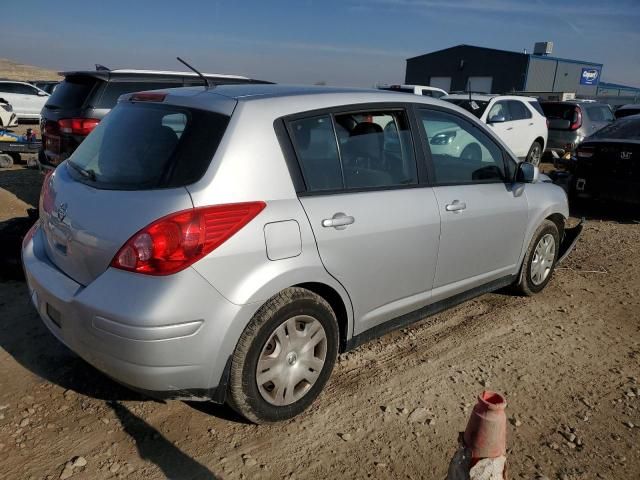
[590,117,640,140]
[67,102,229,189]
[444,98,490,118]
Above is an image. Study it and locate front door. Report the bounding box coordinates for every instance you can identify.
[286,108,441,334]
[417,107,529,300]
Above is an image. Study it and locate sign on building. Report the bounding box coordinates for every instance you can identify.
[580,67,600,86]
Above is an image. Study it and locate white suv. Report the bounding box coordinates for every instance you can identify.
[0,81,50,120]
[445,94,548,165]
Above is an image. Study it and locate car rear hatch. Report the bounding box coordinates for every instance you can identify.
[41,74,104,167]
[40,94,233,286]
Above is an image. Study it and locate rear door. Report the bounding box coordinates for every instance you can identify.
[507,100,535,156]
[286,105,441,334]
[485,100,517,154]
[416,107,528,299]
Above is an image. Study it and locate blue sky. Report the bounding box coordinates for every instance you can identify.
[2,0,639,87]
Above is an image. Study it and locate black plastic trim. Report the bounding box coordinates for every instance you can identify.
[345,275,516,351]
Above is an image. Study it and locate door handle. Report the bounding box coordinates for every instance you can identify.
[322,212,355,229]
[506,127,513,131]
[445,200,466,212]
[529,122,534,126]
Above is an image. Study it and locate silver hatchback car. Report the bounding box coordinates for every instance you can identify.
[22,85,580,423]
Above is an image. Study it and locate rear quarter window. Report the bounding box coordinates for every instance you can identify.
[528,100,545,116]
[46,76,100,109]
[67,102,229,189]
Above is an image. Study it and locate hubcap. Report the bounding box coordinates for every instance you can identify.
[256,315,327,406]
[529,144,541,166]
[530,233,555,285]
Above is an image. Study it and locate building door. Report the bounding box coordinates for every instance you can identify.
[467,76,493,94]
[430,76,451,92]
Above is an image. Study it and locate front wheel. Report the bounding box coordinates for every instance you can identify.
[526,141,543,166]
[227,287,339,423]
[513,220,560,295]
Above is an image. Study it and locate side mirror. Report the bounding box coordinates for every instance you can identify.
[516,162,539,183]
[488,114,506,124]
[0,97,7,104]
[37,91,48,96]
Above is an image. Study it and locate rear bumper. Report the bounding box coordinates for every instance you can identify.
[22,224,254,401]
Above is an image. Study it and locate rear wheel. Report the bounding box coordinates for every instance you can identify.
[0,154,14,169]
[227,287,339,423]
[526,141,543,166]
[513,220,559,295]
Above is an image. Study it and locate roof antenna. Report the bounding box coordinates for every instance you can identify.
[176,57,212,89]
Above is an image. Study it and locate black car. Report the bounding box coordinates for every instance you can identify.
[39,67,271,169]
[571,114,640,204]
[614,104,640,120]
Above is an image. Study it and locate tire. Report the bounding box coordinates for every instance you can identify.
[513,220,560,296]
[0,154,14,169]
[227,287,339,423]
[526,141,543,166]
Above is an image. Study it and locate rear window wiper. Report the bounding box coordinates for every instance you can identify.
[68,162,97,182]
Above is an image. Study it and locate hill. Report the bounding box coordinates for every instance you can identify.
[0,58,59,81]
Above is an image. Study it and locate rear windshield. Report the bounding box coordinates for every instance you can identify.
[67,102,229,189]
[95,81,183,109]
[45,75,99,109]
[615,108,640,119]
[541,103,576,121]
[444,98,490,118]
[590,117,640,140]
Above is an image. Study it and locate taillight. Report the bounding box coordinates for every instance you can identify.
[58,118,100,136]
[111,202,266,276]
[40,169,55,213]
[576,146,595,159]
[569,107,582,131]
[130,92,167,102]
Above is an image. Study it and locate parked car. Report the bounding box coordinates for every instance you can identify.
[22,84,580,423]
[39,67,271,170]
[378,84,448,98]
[444,94,548,165]
[31,81,60,95]
[540,100,614,159]
[0,81,49,120]
[614,104,640,120]
[0,97,18,127]
[570,114,640,204]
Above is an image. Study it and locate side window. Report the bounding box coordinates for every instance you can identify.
[288,115,343,192]
[509,101,532,120]
[419,109,506,185]
[0,83,17,93]
[586,105,614,122]
[334,110,418,189]
[487,101,510,122]
[16,83,38,95]
[528,100,545,116]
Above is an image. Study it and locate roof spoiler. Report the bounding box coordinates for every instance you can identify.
[95,64,110,71]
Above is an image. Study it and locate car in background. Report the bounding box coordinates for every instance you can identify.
[444,94,548,165]
[22,84,578,423]
[0,97,18,127]
[614,104,640,120]
[570,114,639,204]
[540,100,614,160]
[31,81,60,95]
[39,67,272,170]
[0,81,49,121]
[378,84,448,98]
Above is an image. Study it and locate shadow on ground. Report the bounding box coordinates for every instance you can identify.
[0,280,246,424]
[108,401,219,479]
[570,199,640,224]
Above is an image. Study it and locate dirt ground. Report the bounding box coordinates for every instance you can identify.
[0,146,639,479]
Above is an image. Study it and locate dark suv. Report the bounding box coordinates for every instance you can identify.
[39,68,271,170]
[540,100,614,160]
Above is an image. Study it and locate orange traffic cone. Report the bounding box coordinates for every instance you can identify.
[464,391,507,462]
